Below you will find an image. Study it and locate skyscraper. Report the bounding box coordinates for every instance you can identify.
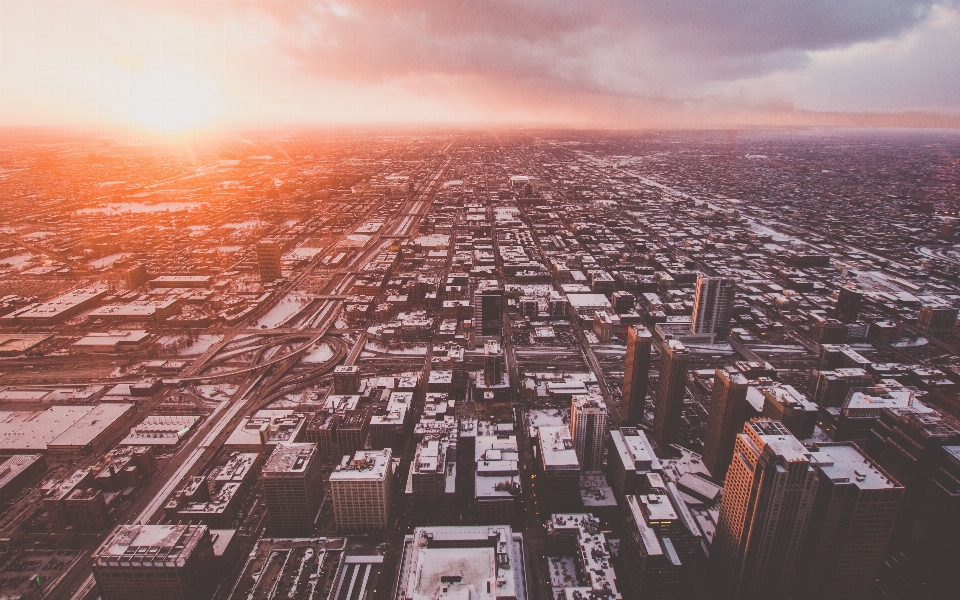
[473,279,504,336]
[571,393,608,472]
[622,325,653,425]
[483,339,504,386]
[256,241,283,281]
[691,274,736,340]
[712,419,819,600]
[701,367,750,480]
[653,339,690,449]
[799,443,904,600]
[836,287,863,324]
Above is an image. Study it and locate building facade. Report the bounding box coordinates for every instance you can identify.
[712,420,819,600]
[653,339,690,449]
[622,325,653,426]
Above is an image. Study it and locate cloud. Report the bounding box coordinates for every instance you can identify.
[237,0,941,98]
[1,0,958,127]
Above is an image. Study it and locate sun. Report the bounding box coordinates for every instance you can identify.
[107,61,220,134]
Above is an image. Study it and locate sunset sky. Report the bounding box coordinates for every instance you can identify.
[2,1,960,132]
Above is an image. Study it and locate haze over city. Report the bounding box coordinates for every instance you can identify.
[3,1,960,130]
[0,3,959,600]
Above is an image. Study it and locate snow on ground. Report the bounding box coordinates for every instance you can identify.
[0,253,35,269]
[76,202,201,214]
[288,246,324,260]
[255,293,313,328]
[892,338,929,348]
[195,384,239,400]
[89,253,131,269]
[178,334,222,356]
[364,341,427,355]
[221,220,264,229]
[302,343,334,364]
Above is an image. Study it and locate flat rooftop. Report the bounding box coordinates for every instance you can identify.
[0,403,134,452]
[808,443,901,490]
[263,442,318,475]
[538,426,579,470]
[94,524,209,567]
[331,449,392,481]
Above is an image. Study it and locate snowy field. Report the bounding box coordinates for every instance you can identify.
[255,293,313,329]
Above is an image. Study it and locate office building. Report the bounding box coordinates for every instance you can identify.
[333,365,361,394]
[396,525,526,600]
[330,448,393,531]
[760,383,819,439]
[256,241,283,281]
[917,303,959,335]
[868,406,960,599]
[123,264,148,289]
[261,442,323,535]
[546,513,621,600]
[483,340,504,386]
[836,287,863,324]
[799,443,904,600]
[473,279,504,336]
[407,437,457,525]
[701,367,750,479]
[818,344,871,372]
[813,368,873,408]
[653,339,690,449]
[606,427,661,502]
[475,423,521,525]
[622,325,653,425]
[690,275,736,340]
[571,393,607,472]
[712,420,818,599]
[537,425,581,511]
[92,524,216,600]
[621,474,702,600]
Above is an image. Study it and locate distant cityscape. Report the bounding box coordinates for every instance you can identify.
[0,128,958,600]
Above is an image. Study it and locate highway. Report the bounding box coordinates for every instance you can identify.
[47,145,456,600]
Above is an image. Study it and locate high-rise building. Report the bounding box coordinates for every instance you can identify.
[691,275,736,340]
[868,406,960,599]
[407,436,457,525]
[622,325,653,425]
[537,425,582,512]
[483,340,504,386]
[813,368,873,408]
[261,442,323,535]
[621,474,702,600]
[606,427,661,502]
[332,365,360,394]
[712,420,819,600]
[92,524,215,600]
[256,241,283,281]
[701,367,750,480]
[571,393,608,472]
[123,264,148,289]
[545,513,621,600]
[473,279,504,336]
[917,303,959,335]
[798,443,904,600]
[653,339,690,449]
[760,383,819,440]
[330,448,393,531]
[836,287,863,324]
